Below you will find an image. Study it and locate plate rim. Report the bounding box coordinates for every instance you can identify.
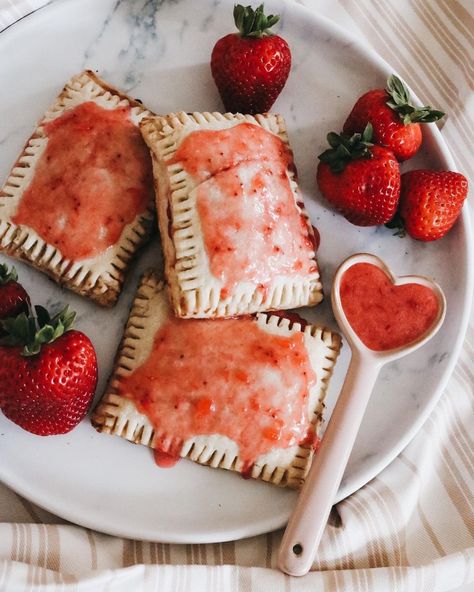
[0,0,472,543]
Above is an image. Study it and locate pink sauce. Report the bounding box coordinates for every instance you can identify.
[119,315,317,468]
[13,102,152,261]
[340,263,439,351]
[169,122,292,182]
[170,123,316,291]
[153,449,180,469]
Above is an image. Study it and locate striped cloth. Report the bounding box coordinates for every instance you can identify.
[0,0,472,590]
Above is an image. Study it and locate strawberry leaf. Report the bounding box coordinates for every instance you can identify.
[53,321,66,341]
[318,123,374,173]
[327,132,341,149]
[385,75,445,124]
[0,313,36,347]
[0,263,18,285]
[266,14,279,28]
[233,4,245,31]
[23,325,56,356]
[233,3,280,38]
[0,304,77,357]
[35,305,51,327]
[387,74,411,105]
[385,211,406,237]
[51,305,76,332]
[361,122,373,143]
[409,108,445,123]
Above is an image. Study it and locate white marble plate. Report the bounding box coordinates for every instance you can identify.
[0,0,471,543]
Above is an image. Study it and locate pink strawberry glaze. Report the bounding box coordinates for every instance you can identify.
[170,123,316,291]
[13,101,152,261]
[340,262,439,352]
[169,122,293,182]
[153,449,180,468]
[119,315,317,468]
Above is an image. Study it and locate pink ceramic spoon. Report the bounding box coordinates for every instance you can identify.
[278,253,446,577]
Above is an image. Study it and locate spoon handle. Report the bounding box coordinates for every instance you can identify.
[278,353,380,576]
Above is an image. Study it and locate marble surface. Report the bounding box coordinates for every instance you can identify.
[0,0,471,543]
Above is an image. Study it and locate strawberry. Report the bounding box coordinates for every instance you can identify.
[397,170,468,241]
[343,75,444,161]
[0,263,30,320]
[210,3,291,114]
[316,124,401,226]
[0,305,97,436]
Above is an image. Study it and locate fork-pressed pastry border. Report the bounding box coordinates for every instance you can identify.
[140,111,323,318]
[92,271,341,489]
[0,70,156,307]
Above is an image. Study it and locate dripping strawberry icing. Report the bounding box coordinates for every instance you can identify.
[153,449,180,468]
[119,314,317,468]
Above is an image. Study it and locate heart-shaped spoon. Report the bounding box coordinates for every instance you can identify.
[278,253,446,577]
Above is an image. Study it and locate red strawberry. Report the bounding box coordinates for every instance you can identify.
[210,3,291,114]
[316,124,401,226]
[398,170,468,241]
[343,75,444,161]
[0,305,97,435]
[0,263,30,320]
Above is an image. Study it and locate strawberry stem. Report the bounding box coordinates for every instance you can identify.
[386,75,444,124]
[318,123,374,173]
[233,4,280,38]
[385,211,406,237]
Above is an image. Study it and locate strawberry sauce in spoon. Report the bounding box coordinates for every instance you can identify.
[279,253,445,577]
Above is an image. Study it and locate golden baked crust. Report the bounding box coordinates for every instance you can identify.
[140,111,323,318]
[0,70,156,307]
[92,271,341,489]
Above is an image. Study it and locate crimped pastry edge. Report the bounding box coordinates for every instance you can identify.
[140,111,323,318]
[92,270,341,489]
[0,70,156,307]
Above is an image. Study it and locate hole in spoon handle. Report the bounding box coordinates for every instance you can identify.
[292,544,303,556]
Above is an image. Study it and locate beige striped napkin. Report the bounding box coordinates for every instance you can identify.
[0,0,472,590]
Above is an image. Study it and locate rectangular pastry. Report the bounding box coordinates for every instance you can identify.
[140,111,323,318]
[0,70,156,306]
[92,271,341,489]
